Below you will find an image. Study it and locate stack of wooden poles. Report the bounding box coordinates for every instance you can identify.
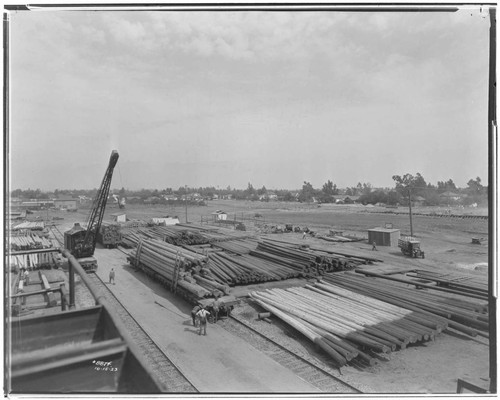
[126,238,215,300]
[10,234,54,251]
[208,252,293,284]
[322,273,488,338]
[250,281,447,367]
[98,223,121,246]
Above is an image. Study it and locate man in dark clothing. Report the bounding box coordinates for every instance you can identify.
[191,305,202,327]
[212,298,221,323]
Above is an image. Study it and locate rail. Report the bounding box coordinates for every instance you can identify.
[85,271,197,392]
[227,313,363,393]
[61,249,170,392]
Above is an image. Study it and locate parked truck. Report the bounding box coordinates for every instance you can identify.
[398,237,425,258]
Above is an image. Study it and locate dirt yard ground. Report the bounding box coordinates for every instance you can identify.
[35,200,491,394]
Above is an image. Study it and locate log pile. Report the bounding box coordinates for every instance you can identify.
[98,223,121,247]
[125,238,227,302]
[12,221,45,231]
[211,239,259,255]
[208,252,298,285]
[250,280,446,367]
[409,269,487,298]
[322,273,488,338]
[121,226,209,247]
[10,234,55,251]
[203,238,378,286]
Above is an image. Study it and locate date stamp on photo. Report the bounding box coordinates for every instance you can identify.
[92,360,118,372]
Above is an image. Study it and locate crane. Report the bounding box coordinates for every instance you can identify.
[64,150,119,271]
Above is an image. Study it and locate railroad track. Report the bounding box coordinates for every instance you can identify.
[85,272,197,393]
[221,313,362,394]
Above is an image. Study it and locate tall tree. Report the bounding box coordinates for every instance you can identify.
[467,177,484,194]
[299,181,315,202]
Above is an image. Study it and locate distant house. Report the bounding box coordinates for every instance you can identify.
[413,196,426,206]
[439,191,462,202]
[54,198,77,210]
[221,194,233,200]
[343,195,360,204]
[212,210,227,221]
[78,195,92,204]
[110,213,127,223]
[163,195,178,201]
[267,192,278,201]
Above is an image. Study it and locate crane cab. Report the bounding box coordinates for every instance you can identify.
[64,223,98,271]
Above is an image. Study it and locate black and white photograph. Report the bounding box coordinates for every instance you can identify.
[3,1,496,396]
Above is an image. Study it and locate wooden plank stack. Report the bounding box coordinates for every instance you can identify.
[98,223,122,247]
[12,221,45,231]
[10,234,55,251]
[125,238,225,302]
[250,281,447,367]
[322,272,488,338]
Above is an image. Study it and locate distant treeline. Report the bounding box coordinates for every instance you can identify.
[10,174,487,207]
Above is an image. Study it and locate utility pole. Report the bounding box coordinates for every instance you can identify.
[185,185,188,224]
[408,186,413,237]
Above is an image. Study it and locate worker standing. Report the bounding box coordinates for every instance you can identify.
[212,297,221,323]
[23,269,30,285]
[191,304,202,327]
[372,241,377,251]
[196,307,210,336]
[109,268,115,284]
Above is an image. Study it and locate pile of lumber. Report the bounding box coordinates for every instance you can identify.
[409,269,487,298]
[322,272,488,338]
[204,238,378,286]
[250,280,446,367]
[211,239,258,255]
[125,238,227,302]
[121,226,209,247]
[12,221,45,231]
[208,252,301,285]
[10,234,55,251]
[98,223,121,247]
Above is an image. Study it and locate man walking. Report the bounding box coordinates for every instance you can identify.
[109,268,115,284]
[196,307,210,336]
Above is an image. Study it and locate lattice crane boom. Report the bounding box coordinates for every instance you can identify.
[75,150,119,258]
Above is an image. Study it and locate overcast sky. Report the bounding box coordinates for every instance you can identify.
[9,7,490,191]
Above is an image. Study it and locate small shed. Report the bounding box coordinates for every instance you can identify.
[110,213,127,223]
[212,210,227,221]
[367,227,401,247]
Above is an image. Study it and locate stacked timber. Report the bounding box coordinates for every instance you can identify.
[126,238,225,302]
[251,281,446,367]
[211,239,259,255]
[322,273,488,338]
[409,269,487,298]
[208,252,292,285]
[12,221,45,231]
[10,234,55,251]
[98,223,121,247]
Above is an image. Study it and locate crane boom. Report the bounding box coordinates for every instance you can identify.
[69,150,119,260]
